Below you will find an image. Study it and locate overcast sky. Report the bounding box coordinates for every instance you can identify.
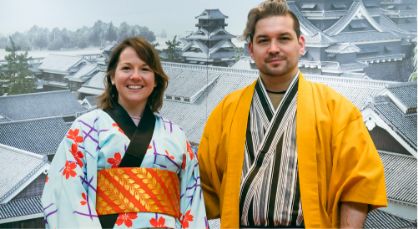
[0,0,260,37]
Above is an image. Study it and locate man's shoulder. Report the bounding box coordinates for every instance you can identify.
[221,81,256,105]
[303,78,350,102]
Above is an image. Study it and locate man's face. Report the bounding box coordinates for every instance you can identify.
[249,15,305,80]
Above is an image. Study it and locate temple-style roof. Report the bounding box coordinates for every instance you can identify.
[365,209,417,228]
[288,1,321,36]
[324,0,383,36]
[38,54,84,75]
[65,63,99,83]
[0,144,48,204]
[185,28,235,41]
[0,90,86,123]
[306,32,335,47]
[78,71,106,96]
[379,151,417,205]
[333,31,400,43]
[385,82,417,113]
[325,43,360,53]
[0,117,71,156]
[0,196,43,224]
[195,9,228,20]
[164,64,220,103]
[364,95,417,154]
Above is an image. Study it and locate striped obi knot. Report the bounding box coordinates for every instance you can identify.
[96,167,180,217]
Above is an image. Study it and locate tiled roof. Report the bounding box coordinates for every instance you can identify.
[66,63,98,83]
[379,151,417,204]
[386,82,417,111]
[0,144,47,203]
[0,117,70,156]
[0,90,86,122]
[307,32,335,45]
[370,96,417,149]
[82,71,106,89]
[325,43,360,53]
[288,1,321,36]
[38,54,84,74]
[165,66,220,100]
[195,9,227,20]
[0,196,43,222]
[333,31,401,43]
[365,209,417,228]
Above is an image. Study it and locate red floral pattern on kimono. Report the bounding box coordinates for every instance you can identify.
[107,152,121,168]
[62,161,77,179]
[115,213,138,228]
[150,215,166,228]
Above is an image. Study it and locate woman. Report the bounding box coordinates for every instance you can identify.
[42,37,207,228]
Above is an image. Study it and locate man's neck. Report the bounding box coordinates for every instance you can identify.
[260,70,299,92]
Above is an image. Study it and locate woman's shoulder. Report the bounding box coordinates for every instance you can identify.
[154,113,186,136]
[73,109,109,126]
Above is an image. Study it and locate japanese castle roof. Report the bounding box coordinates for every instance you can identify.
[325,43,360,53]
[195,9,228,20]
[288,1,321,36]
[379,151,417,205]
[38,54,84,75]
[0,117,71,156]
[0,90,86,123]
[0,144,48,204]
[324,0,384,36]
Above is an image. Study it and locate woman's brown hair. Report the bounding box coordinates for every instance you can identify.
[97,36,168,112]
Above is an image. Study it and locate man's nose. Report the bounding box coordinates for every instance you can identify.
[268,40,280,53]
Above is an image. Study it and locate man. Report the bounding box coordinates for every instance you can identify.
[198,0,387,228]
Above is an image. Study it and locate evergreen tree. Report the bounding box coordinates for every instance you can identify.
[165,35,182,62]
[3,37,35,95]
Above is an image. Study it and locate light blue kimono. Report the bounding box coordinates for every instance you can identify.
[42,109,207,228]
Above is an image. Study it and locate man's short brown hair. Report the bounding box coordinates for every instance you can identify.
[243,0,301,42]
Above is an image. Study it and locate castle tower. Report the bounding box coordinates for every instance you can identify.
[181,9,237,66]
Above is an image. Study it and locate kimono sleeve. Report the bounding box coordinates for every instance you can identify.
[330,109,387,214]
[178,139,208,229]
[197,100,226,219]
[41,120,101,228]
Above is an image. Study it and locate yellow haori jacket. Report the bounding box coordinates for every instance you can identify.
[198,74,387,228]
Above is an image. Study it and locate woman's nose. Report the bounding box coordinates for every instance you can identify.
[130,70,142,80]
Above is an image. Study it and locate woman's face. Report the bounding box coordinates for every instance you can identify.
[112,46,156,112]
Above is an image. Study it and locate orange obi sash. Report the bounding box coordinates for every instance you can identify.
[96,167,180,217]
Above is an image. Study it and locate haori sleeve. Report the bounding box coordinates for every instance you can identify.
[41,119,102,228]
[178,140,208,229]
